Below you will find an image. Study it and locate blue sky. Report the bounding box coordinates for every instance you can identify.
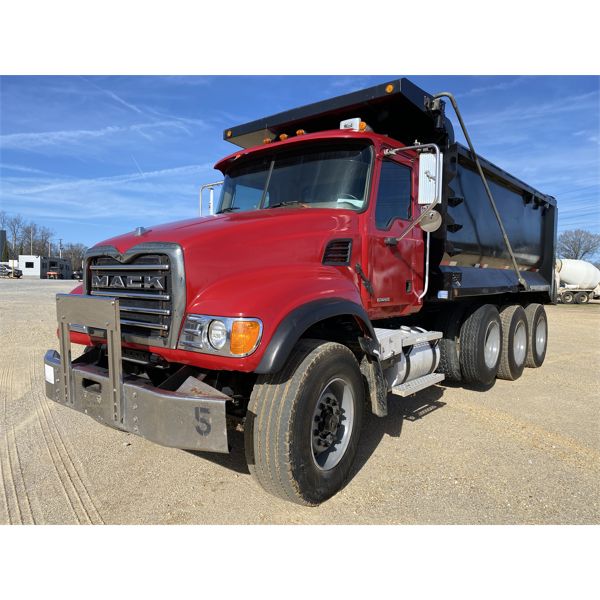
[1,75,598,247]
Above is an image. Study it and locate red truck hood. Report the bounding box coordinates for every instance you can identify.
[97,208,358,256]
[92,208,361,316]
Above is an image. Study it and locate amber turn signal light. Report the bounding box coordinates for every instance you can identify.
[230,321,261,355]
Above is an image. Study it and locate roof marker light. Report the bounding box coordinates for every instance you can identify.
[296,129,306,135]
[385,84,394,93]
[263,137,272,144]
[340,117,361,131]
[279,133,289,141]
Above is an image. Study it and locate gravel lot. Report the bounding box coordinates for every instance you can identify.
[1,278,598,524]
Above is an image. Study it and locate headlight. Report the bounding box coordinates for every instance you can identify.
[178,314,263,357]
[208,320,227,349]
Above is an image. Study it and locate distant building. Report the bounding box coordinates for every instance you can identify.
[18,255,73,279]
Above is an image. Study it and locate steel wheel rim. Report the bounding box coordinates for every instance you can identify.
[513,320,527,365]
[535,317,547,356]
[484,321,501,369]
[311,377,355,471]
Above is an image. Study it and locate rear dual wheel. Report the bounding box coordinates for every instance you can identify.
[524,303,548,368]
[497,305,528,380]
[459,304,502,386]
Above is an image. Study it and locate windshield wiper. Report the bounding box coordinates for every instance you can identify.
[266,200,307,209]
[216,206,240,214]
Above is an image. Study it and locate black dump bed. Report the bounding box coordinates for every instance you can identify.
[224,78,557,302]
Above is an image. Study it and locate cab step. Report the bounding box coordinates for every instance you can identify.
[391,372,445,397]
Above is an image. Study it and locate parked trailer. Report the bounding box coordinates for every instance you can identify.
[556,258,600,304]
[43,78,557,505]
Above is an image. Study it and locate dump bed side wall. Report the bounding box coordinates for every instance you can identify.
[430,145,557,302]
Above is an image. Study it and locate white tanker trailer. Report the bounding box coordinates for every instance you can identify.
[556,259,600,304]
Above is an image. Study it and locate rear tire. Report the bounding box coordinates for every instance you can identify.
[575,291,589,304]
[459,304,502,386]
[561,291,574,304]
[497,305,528,380]
[524,303,548,368]
[434,303,467,382]
[245,339,364,506]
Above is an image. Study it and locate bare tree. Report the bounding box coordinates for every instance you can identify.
[0,210,8,231]
[21,221,38,255]
[6,215,24,259]
[62,243,88,270]
[36,226,54,256]
[557,229,600,261]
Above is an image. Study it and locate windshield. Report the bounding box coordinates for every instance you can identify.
[218,144,372,213]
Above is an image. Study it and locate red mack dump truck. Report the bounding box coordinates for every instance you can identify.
[44,79,557,505]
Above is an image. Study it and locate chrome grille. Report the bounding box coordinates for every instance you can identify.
[88,254,172,340]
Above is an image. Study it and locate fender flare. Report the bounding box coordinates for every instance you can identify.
[255,297,376,374]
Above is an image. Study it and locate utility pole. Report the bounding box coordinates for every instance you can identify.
[58,238,63,259]
[30,230,33,254]
[48,240,51,257]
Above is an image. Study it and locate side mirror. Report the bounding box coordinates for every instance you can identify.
[417,152,443,206]
[199,181,224,216]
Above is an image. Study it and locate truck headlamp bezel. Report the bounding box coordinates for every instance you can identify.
[178,314,263,357]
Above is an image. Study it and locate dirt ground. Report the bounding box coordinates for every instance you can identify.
[1,278,598,524]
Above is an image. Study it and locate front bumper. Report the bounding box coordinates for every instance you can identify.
[43,294,229,453]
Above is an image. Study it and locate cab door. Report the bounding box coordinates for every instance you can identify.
[366,154,425,317]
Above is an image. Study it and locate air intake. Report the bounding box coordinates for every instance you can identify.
[323,239,352,265]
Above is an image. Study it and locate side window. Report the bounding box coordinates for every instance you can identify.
[375,161,412,229]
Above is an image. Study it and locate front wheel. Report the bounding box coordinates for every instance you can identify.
[245,339,364,506]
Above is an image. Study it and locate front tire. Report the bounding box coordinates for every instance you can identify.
[245,339,364,506]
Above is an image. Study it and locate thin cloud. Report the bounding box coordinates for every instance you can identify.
[460,77,526,98]
[464,91,599,127]
[79,76,144,115]
[0,120,205,151]
[0,162,67,176]
[4,162,214,196]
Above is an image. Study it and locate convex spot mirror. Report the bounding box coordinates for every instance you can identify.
[419,209,442,233]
